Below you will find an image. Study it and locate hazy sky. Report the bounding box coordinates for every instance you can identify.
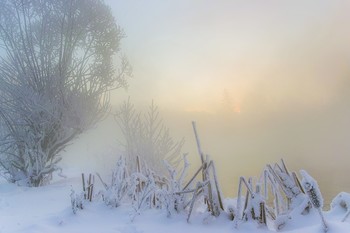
[69,0,350,202]
[107,0,350,112]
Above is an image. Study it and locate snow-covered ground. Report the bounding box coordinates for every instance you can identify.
[2,172,350,233]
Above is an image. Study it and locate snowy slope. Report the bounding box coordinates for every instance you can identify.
[2,174,350,233]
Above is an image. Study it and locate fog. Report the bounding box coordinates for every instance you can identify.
[64,0,350,205]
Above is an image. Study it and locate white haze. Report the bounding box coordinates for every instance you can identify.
[63,0,350,206]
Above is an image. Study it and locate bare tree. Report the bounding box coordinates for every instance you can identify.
[0,0,131,186]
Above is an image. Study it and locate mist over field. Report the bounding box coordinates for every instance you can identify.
[60,0,350,205]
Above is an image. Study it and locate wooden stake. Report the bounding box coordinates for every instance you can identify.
[88,174,92,201]
[89,175,94,202]
[82,173,86,200]
[136,156,141,193]
[136,156,141,173]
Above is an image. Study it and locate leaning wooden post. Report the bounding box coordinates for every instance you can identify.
[192,121,204,164]
[136,156,142,193]
[136,155,141,173]
[89,175,94,202]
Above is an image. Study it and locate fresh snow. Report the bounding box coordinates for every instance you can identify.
[2,173,350,233]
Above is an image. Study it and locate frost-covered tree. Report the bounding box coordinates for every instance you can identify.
[0,0,131,186]
[115,99,184,176]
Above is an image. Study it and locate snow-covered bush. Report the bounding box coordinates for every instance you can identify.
[102,157,129,208]
[163,155,190,216]
[129,171,155,214]
[127,155,192,220]
[74,150,223,222]
[70,188,84,214]
[94,155,175,219]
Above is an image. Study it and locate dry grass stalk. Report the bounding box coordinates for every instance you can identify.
[96,172,108,190]
[280,159,290,176]
[210,161,224,210]
[260,202,267,224]
[182,164,204,191]
[191,121,204,164]
[263,169,282,216]
[236,177,253,223]
[292,171,304,194]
